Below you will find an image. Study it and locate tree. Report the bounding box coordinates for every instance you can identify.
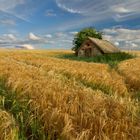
[72,27,103,55]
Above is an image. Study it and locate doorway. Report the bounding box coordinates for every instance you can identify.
[85,48,92,57]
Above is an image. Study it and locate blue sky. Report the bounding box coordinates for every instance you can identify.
[0,0,140,50]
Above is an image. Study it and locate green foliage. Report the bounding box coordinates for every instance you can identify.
[0,78,46,140]
[72,27,102,54]
[57,52,135,68]
[131,91,140,101]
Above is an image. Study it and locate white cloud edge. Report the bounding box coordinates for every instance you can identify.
[103,28,140,49]
[0,28,140,50]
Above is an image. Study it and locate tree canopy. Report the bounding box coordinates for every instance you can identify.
[72,27,103,55]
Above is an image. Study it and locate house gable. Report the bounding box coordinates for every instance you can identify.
[78,39,103,57]
[78,37,120,57]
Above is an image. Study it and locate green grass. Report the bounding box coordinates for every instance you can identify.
[131,90,140,101]
[0,78,46,140]
[57,52,135,68]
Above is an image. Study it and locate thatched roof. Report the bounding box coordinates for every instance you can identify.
[82,37,120,53]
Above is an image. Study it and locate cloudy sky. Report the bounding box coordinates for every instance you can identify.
[0,0,140,50]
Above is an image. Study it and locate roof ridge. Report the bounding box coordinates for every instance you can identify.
[81,37,120,53]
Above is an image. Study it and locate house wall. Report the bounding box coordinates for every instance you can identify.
[78,40,102,57]
[78,49,85,57]
[91,45,102,56]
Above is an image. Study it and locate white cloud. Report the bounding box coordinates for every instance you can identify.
[56,2,82,14]
[0,19,16,26]
[61,39,72,43]
[103,28,140,50]
[43,32,74,49]
[0,29,139,50]
[103,35,112,41]
[45,34,52,38]
[15,44,34,50]
[3,34,17,41]
[114,42,120,46]
[69,31,78,35]
[132,43,138,48]
[112,7,131,14]
[28,32,40,41]
[0,32,41,49]
[0,0,24,10]
[0,0,45,23]
[45,9,56,17]
[55,0,140,30]
[55,32,67,37]
[0,0,29,22]
[0,33,18,48]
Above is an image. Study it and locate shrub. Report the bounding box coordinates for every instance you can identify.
[72,27,102,55]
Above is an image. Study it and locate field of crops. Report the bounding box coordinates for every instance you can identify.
[0,49,140,140]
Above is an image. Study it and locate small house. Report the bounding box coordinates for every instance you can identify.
[78,37,120,57]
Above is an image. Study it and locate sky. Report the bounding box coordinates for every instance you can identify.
[0,0,140,50]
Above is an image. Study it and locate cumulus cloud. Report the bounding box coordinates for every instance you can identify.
[0,31,73,49]
[0,33,17,43]
[28,32,41,41]
[3,34,17,41]
[45,34,52,38]
[0,33,18,48]
[0,29,139,50]
[42,32,74,49]
[15,44,34,50]
[132,43,138,48]
[103,28,140,50]
[0,32,39,49]
[114,42,120,46]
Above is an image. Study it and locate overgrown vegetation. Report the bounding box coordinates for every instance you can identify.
[72,27,102,55]
[58,52,135,68]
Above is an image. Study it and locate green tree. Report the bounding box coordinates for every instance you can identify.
[72,27,103,55]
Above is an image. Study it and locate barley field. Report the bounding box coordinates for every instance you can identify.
[0,49,140,140]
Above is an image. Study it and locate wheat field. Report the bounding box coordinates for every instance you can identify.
[0,49,139,140]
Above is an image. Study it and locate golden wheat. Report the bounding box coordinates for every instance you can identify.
[0,50,139,140]
[0,109,18,140]
[7,54,128,95]
[118,58,140,90]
